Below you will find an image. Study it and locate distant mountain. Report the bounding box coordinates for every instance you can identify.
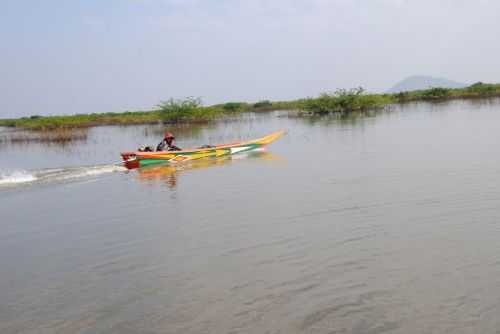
[387,76,468,93]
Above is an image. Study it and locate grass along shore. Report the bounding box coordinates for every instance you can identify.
[2,82,500,130]
[0,98,296,131]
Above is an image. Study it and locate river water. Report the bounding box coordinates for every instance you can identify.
[2,99,500,333]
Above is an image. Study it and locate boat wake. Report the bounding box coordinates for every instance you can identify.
[0,170,37,185]
[0,164,127,188]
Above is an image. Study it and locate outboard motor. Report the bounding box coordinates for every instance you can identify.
[138,145,153,152]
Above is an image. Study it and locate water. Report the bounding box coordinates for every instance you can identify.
[2,100,500,333]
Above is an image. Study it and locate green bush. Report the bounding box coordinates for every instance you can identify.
[0,119,16,127]
[303,88,393,115]
[222,102,249,112]
[157,97,224,122]
[420,87,451,99]
[466,82,497,94]
[157,97,201,122]
[253,100,273,109]
[394,91,411,102]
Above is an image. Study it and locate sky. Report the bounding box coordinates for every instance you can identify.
[2,0,500,117]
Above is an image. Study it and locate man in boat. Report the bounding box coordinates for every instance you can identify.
[156,132,181,151]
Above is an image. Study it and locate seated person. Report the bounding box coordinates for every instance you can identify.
[156,132,181,151]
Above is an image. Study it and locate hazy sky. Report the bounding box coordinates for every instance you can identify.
[2,0,500,117]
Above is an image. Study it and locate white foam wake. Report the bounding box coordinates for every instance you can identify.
[0,171,37,185]
[0,165,127,188]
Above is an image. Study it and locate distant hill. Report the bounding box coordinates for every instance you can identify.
[387,76,468,93]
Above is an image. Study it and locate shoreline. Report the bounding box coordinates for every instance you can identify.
[2,82,500,131]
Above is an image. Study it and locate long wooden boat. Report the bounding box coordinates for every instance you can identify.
[120,130,284,169]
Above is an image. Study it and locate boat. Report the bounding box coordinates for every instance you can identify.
[120,130,284,169]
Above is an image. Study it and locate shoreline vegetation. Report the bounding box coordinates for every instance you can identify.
[1,82,500,131]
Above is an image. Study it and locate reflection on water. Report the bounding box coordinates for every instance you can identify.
[395,97,500,113]
[281,110,384,130]
[0,128,89,144]
[463,96,500,107]
[136,151,282,190]
[0,128,89,148]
